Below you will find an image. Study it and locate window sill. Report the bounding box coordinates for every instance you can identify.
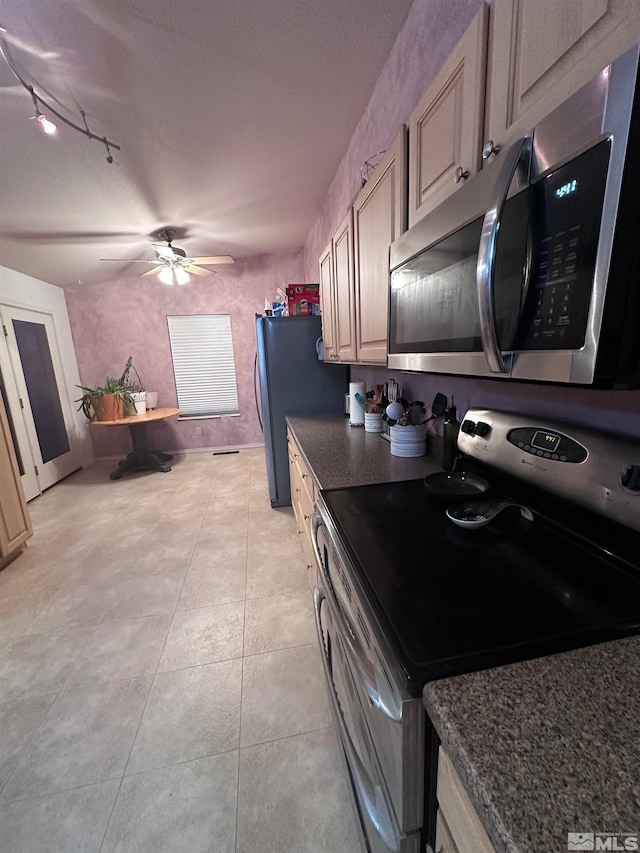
[177,413,241,421]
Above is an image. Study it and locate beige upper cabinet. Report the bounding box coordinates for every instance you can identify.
[408,5,489,227]
[485,0,640,158]
[0,396,32,566]
[353,125,408,364]
[332,209,357,363]
[318,240,338,362]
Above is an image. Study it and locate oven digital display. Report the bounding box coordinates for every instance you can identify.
[531,430,560,452]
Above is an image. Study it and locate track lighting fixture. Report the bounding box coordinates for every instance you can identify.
[0,33,120,163]
[30,89,56,135]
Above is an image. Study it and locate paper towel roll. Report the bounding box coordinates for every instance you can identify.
[349,381,366,426]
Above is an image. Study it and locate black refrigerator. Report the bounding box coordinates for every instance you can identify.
[255,315,348,507]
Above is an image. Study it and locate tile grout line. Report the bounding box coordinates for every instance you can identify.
[235,458,254,853]
[0,618,104,802]
[97,472,213,853]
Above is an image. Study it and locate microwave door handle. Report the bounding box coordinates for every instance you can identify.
[477,136,533,373]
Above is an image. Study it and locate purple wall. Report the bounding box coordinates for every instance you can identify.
[303,0,640,439]
[304,0,484,281]
[65,249,304,457]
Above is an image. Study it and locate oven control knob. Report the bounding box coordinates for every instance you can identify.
[620,464,640,493]
[475,421,491,438]
[461,419,476,435]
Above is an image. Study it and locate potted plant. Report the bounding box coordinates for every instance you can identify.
[120,356,147,416]
[75,376,134,422]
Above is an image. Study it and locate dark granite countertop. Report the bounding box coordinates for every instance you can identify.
[423,636,640,853]
[286,413,443,490]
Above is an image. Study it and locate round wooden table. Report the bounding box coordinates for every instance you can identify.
[91,407,180,480]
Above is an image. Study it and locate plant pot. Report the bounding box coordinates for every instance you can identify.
[93,393,123,421]
[145,391,158,410]
[124,391,147,416]
[133,391,146,415]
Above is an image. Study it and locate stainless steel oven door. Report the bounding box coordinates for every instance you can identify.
[313,580,421,853]
[311,510,424,835]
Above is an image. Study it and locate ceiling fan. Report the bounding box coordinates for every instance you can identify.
[100,229,234,285]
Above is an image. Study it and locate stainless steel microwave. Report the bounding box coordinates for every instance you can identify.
[388,44,640,388]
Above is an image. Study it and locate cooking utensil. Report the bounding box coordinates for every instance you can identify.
[429,392,447,420]
[446,498,534,528]
[423,470,490,499]
[354,392,367,410]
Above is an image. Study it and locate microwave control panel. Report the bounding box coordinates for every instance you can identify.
[518,140,611,351]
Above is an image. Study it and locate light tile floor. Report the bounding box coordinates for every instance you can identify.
[0,449,362,853]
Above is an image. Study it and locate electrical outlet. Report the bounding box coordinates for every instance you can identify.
[195,426,202,436]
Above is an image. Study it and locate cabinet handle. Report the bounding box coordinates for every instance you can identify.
[454,166,469,183]
[302,473,308,479]
[482,139,502,160]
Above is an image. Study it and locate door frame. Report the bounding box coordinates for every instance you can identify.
[0,304,82,496]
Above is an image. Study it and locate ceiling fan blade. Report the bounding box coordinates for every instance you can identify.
[184,265,214,277]
[141,266,163,278]
[152,244,178,260]
[99,258,159,263]
[189,255,235,265]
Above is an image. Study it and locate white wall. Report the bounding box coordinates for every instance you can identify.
[0,265,94,468]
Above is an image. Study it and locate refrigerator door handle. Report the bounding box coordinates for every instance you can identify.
[254,350,263,433]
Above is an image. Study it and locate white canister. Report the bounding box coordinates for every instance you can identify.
[132,391,147,416]
[364,412,383,433]
[349,381,366,427]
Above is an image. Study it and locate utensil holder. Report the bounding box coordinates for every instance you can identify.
[364,412,383,433]
[390,423,427,457]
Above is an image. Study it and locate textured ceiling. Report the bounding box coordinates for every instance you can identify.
[0,0,412,286]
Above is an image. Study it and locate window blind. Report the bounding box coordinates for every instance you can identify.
[167,314,239,417]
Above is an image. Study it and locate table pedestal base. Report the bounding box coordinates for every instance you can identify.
[109,422,174,480]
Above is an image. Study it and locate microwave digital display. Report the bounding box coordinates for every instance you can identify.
[555,180,578,199]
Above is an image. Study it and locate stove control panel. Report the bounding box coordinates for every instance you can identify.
[506,427,587,463]
[458,408,640,532]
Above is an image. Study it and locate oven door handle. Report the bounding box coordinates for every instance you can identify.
[313,583,401,853]
[310,510,324,572]
[477,134,532,374]
[310,513,402,723]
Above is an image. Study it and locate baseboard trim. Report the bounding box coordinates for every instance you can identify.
[96,442,265,462]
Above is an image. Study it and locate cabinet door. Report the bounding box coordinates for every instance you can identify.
[408,5,488,227]
[318,241,338,361]
[485,0,640,157]
[436,747,495,853]
[353,125,407,364]
[332,209,357,363]
[0,395,32,560]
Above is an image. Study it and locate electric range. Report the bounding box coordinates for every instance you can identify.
[311,408,640,853]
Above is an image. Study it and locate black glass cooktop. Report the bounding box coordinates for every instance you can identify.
[320,475,640,696]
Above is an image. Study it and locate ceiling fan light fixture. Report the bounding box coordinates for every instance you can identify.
[158,266,175,285]
[174,267,190,285]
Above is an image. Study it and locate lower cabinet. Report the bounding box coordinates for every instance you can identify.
[434,747,495,853]
[287,429,318,590]
[0,396,32,569]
